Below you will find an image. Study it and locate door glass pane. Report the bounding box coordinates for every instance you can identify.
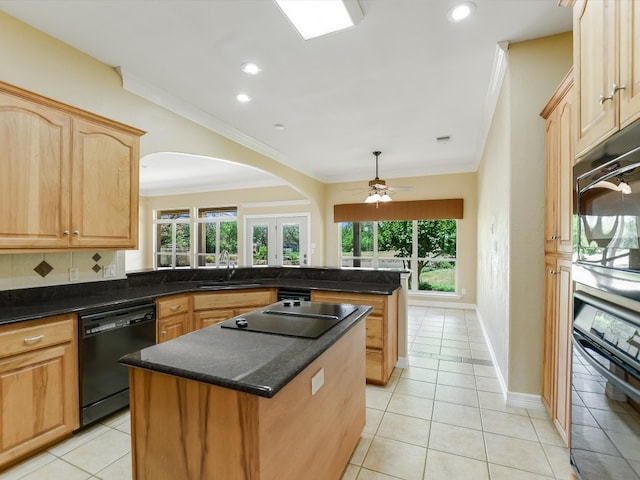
[281,222,300,265]
[252,224,269,266]
[220,220,238,265]
[198,222,216,266]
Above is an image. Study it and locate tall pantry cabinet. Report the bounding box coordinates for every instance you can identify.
[540,69,574,446]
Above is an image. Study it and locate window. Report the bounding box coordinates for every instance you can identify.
[153,206,238,270]
[196,207,238,267]
[155,209,191,268]
[340,220,457,293]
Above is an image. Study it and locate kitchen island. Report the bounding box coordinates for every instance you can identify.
[119,301,370,480]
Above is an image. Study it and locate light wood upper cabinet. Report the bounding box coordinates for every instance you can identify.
[0,314,78,469]
[0,90,71,249]
[541,71,574,255]
[0,81,144,251]
[574,0,640,157]
[70,118,140,248]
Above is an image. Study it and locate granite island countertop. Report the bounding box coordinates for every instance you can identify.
[0,266,401,326]
[119,302,372,398]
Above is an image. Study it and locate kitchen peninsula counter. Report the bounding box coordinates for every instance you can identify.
[0,267,401,325]
[121,302,369,480]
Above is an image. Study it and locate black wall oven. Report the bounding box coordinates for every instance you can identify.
[572,126,640,479]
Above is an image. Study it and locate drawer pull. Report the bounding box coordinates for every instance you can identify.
[24,335,45,344]
[170,305,182,311]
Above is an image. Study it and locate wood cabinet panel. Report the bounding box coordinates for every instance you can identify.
[0,315,78,468]
[70,118,139,248]
[193,309,235,330]
[619,0,640,129]
[157,294,191,343]
[158,314,189,343]
[0,90,70,249]
[157,295,190,320]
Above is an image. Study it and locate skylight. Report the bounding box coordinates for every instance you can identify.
[275,0,363,40]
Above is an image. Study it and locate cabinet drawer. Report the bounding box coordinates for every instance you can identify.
[366,316,383,349]
[193,289,275,311]
[0,316,74,359]
[365,349,384,383]
[193,309,235,330]
[157,295,190,319]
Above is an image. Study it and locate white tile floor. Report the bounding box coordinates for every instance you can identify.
[0,306,576,479]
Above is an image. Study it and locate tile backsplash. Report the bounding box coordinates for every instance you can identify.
[0,251,126,291]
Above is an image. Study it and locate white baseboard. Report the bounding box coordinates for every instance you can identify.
[475,308,545,410]
[408,297,477,310]
[505,391,544,409]
[395,356,408,369]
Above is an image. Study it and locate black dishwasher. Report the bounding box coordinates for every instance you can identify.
[78,302,156,429]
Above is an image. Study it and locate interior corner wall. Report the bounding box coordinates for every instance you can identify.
[477,67,511,384]
[506,32,572,397]
[477,32,573,400]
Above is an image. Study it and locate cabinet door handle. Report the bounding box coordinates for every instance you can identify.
[170,305,182,311]
[549,269,558,275]
[161,330,167,336]
[24,334,45,344]
[63,230,70,235]
[599,83,626,104]
[73,230,80,235]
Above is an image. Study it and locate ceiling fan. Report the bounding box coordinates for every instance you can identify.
[362,151,412,203]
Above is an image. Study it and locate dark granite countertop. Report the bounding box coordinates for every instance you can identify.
[0,267,401,325]
[119,303,371,398]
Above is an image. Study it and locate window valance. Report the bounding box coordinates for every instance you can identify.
[333,198,463,222]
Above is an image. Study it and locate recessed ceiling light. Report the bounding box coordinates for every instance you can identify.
[447,2,475,23]
[236,93,251,103]
[275,0,364,40]
[241,62,261,75]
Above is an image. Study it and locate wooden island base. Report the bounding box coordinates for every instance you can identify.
[128,320,366,480]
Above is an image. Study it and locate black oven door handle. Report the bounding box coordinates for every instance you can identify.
[573,334,640,403]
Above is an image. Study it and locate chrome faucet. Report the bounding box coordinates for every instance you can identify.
[220,250,235,281]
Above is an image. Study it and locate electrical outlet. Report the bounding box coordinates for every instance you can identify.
[311,368,324,395]
[103,264,116,278]
[69,268,79,282]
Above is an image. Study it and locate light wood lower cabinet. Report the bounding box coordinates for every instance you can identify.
[156,294,191,343]
[542,255,573,445]
[192,288,277,330]
[311,290,398,385]
[0,314,78,469]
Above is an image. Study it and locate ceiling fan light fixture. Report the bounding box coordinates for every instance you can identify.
[365,192,381,203]
[379,192,392,202]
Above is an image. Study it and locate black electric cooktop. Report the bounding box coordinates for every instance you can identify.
[219,301,357,339]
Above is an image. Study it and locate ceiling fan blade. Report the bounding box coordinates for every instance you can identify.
[387,186,413,191]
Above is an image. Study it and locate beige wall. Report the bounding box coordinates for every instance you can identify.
[476,32,572,400]
[325,172,478,305]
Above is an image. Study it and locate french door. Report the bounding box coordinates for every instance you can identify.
[245,215,309,267]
